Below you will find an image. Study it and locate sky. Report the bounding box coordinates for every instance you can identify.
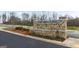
[0,11,79,18]
[1,11,79,23]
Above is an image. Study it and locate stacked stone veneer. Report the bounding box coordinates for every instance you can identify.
[32,19,67,39]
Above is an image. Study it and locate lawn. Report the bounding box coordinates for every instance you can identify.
[0,23,33,30]
[68,26,79,30]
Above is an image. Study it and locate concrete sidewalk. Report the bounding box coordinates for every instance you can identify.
[63,38,79,48]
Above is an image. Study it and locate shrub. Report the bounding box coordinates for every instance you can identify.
[15,27,30,32]
[22,28,29,31]
[15,27,23,30]
[31,32,66,42]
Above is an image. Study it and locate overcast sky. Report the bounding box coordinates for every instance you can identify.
[0,11,79,18]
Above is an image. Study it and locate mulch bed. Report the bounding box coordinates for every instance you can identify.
[5,28,31,35]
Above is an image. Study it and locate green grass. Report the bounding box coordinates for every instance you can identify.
[68,26,79,30]
[0,23,33,30]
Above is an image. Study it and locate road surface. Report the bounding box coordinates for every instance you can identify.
[0,31,69,48]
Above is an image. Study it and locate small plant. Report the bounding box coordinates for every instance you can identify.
[22,28,29,31]
[31,32,66,42]
[15,27,30,31]
[15,27,23,30]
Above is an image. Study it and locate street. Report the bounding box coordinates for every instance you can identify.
[0,31,69,48]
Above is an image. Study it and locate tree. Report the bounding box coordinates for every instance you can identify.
[53,12,57,20]
[21,13,29,25]
[8,12,16,24]
[31,14,37,25]
[2,13,6,23]
[7,12,21,25]
[22,13,29,20]
[0,15,1,23]
[40,14,47,21]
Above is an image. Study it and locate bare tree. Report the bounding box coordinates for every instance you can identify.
[2,13,6,23]
[7,12,21,25]
[31,14,37,24]
[8,12,16,24]
[40,14,47,21]
[22,13,29,20]
[53,12,57,20]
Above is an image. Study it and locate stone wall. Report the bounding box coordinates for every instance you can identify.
[32,19,67,40]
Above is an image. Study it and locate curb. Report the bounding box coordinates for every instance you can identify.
[0,29,72,48]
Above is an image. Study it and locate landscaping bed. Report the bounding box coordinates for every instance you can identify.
[4,27,32,35]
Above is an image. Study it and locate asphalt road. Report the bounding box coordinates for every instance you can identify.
[0,31,69,48]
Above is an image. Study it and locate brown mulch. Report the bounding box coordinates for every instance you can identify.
[5,28,32,35]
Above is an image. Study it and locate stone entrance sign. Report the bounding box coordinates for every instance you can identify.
[32,18,67,40]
